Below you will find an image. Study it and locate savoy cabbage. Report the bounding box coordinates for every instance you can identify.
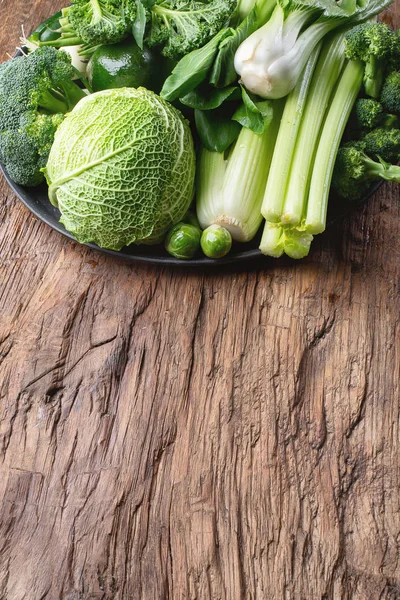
[44,87,196,250]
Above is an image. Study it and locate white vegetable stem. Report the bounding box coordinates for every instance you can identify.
[234,2,341,99]
[196,149,226,230]
[197,102,283,242]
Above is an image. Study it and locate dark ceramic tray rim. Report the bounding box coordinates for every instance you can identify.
[1,163,383,267]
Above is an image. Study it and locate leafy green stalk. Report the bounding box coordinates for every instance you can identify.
[196,100,283,242]
[280,30,347,226]
[161,0,276,101]
[196,148,226,228]
[305,59,364,233]
[261,44,322,222]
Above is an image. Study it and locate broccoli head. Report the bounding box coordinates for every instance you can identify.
[345,22,397,98]
[333,143,400,200]
[380,71,400,115]
[362,127,400,161]
[0,47,88,186]
[354,98,399,131]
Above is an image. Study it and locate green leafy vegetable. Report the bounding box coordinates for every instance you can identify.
[180,84,239,109]
[132,0,147,48]
[160,27,233,101]
[197,100,282,242]
[232,86,273,133]
[44,88,196,250]
[146,0,237,60]
[195,107,242,152]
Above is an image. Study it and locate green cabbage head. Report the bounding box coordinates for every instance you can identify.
[44,88,196,250]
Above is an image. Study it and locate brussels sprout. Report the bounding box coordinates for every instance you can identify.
[165,222,202,259]
[201,224,232,258]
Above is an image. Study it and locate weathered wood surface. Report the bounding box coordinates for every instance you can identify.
[0,2,400,599]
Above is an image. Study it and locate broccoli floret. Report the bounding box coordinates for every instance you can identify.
[380,71,400,115]
[345,22,396,98]
[354,98,399,130]
[333,143,400,200]
[0,47,88,186]
[146,0,237,60]
[362,127,400,161]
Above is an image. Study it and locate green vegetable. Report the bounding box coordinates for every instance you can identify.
[272,31,346,228]
[146,0,237,60]
[165,222,201,258]
[196,99,282,242]
[86,38,161,92]
[362,127,400,161]
[234,0,393,100]
[62,0,131,49]
[332,143,400,200]
[354,98,399,130]
[260,224,313,259]
[44,88,196,250]
[209,0,276,87]
[380,71,400,114]
[305,59,364,234]
[194,107,242,153]
[160,28,233,102]
[0,47,88,187]
[201,224,232,258]
[344,22,396,98]
[25,11,65,45]
[261,43,322,222]
[232,86,274,134]
[160,0,276,102]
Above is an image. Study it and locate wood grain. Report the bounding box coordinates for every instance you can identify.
[0,2,400,598]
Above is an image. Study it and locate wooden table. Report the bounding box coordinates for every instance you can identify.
[1,2,400,599]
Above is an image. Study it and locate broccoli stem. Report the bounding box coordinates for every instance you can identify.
[60,80,87,110]
[305,59,364,234]
[364,55,384,98]
[38,89,70,114]
[280,30,347,227]
[261,43,322,222]
[363,156,400,181]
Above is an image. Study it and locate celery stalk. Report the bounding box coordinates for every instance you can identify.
[280,30,347,226]
[196,149,226,230]
[259,224,313,258]
[217,101,283,241]
[305,59,364,233]
[261,43,322,222]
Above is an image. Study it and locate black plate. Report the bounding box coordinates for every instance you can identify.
[1,164,383,266]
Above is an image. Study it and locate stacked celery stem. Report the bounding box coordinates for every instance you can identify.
[184,0,400,259]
